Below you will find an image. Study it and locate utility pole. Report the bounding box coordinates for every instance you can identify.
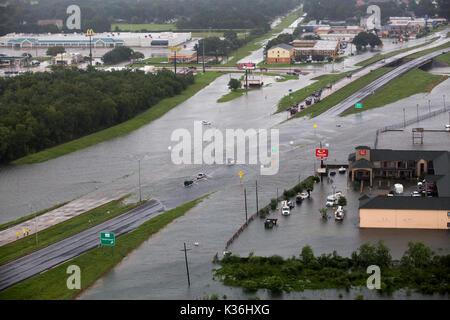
[417,104,419,122]
[181,243,191,286]
[202,39,205,73]
[255,181,259,215]
[428,99,431,113]
[138,159,142,202]
[30,205,38,246]
[444,94,446,110]
[244,188,248,222]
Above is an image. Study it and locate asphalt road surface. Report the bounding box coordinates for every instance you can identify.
[0,199,166,291]
[319,47,450,117]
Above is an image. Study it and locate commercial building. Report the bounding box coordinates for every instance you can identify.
[290,39,340,58]
[266,44,294,64]
[0,56,29,67]
[349,146,450,230]
[51,52,83,65]
[168,51,197,63]
[0,32,191,48]
[359,196,450,229]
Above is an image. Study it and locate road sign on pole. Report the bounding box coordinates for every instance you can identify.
[355,103,363,109]
[316,148,328,160]
[100,232,115,246]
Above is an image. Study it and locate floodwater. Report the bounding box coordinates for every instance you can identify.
[76,75,449,300]
[0,37,449,299]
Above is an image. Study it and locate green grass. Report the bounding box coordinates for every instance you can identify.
[0,202,69,231]
[0,196,142,266]
[406,41,450,59]
[436,51,450,64]
[356,37,439,67]
[217,88,251,103]
[111,23,177,31]
[12,72,224,164]
[223,9,302,67]
[142,57,169,64]
[277,72,348,113]
[343,69,448,116]
[0,196,206,300]
[291,67,393,119]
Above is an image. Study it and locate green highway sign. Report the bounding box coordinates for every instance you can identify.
[355,103,363,109]
[100,232,115,246]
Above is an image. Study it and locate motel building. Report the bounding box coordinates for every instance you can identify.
[348,146,450,230]
[266,44,294,64]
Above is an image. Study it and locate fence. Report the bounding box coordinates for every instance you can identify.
[374,105,449,149]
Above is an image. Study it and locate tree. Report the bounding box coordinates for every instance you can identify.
[102,46,134,64]
[228,78,241,91]
[300,245,316,265]
[367,33,382,49]
[319,207,328,220]
[401,241,434,268]
[46,46,66,56]
[337,196,347,207]
[132,51,145,59]
[437,0,450,19]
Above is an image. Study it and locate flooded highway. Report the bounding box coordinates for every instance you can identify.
[0,32,449,299]
[75,75,449,300]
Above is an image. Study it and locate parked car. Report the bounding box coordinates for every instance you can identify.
[411,191,421,197]
[184,180,194,187]
[346,73,352,78]
[260,67,268,72]
[293,68,301,73]
[202,120,211,125]
[314,97,321,103]
[305,97,312,105]
[286,72,298,76]
[325,83,332,89]
[445,124,450,132]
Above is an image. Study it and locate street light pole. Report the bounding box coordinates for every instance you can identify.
[428,99,431,113]
[138,159,142,202]
[403,108,406,128]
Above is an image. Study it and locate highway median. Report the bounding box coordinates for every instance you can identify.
[0,196,207,299]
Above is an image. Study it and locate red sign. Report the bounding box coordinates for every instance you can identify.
[316,149,328,159]
[359,150,367,156]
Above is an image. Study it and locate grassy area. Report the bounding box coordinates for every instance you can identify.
[436,51,450,64]
[213,242,450,295]
[222,9,302,67]
[343,69,448,116]
[142,57,169,64]
[12,72,224,164]
[0,196,142,266]
[217,88,251,103]
[406,40,450,59]
[0,196,206,300]
[356,37,439,67]
[277,72,348,113]
[0,202,69,232]
[292,67,393,119]
[111,23,177,31]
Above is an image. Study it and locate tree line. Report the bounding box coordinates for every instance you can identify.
[0,0,300,36]
[302,0,449,23]
[0,68,194,163]
[215,241,450,295]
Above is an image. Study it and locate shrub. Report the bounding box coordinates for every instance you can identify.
[270,198,277,210]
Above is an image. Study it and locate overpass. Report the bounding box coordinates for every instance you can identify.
[319,46,450,117]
